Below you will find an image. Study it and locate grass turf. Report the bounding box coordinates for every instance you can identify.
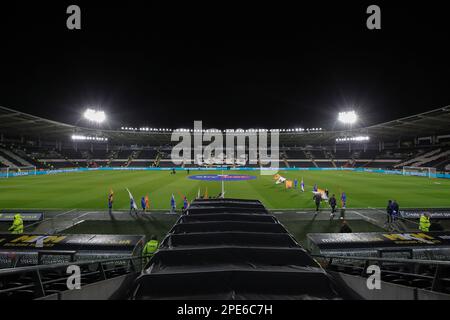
[0,170,449,210]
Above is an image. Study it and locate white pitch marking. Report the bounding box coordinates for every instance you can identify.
[55,208,77,217]
[73,211,95,220]
[368,206,388,214]
[350,210,378,224]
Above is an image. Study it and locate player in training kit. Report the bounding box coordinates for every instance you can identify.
[341,192,347,208]
[108,193,114,214]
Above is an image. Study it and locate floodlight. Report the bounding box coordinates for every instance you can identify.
[338,111,357,125]
[84,109,106,123]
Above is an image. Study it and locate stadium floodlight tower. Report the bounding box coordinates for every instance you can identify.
[338,111,358,126]
[83,108,106,124]
[338,111,358,152]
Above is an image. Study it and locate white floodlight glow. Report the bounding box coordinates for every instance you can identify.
[71,134,108,142]
[338,111,357,124]
[83,109,106,123]
[336,136,369,142]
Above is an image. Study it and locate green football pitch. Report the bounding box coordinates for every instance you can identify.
[0,170,449,210]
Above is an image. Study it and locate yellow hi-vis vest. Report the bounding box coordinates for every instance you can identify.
[419,215,430,232]
[9,216,24,234]
[143,240,159,257]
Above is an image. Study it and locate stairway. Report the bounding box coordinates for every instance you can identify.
[304,150,318,168]
[281,152,290,168]
[0,155,17,168]
[395,149,441,168]
[324,150,337,168]
[132,198,354,300]
[0,148,33,167]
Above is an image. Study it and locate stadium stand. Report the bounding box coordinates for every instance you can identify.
[0,105,449,172]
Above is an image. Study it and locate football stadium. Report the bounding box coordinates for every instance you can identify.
[1,105,450,300]
[1,2,450,307]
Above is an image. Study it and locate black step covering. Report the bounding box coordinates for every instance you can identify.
[187,207,268,215]
[170,221,287,234]
[178,213,276,223]
[160,232,298,248]
[134,270,342,300]
[132,198,350,300]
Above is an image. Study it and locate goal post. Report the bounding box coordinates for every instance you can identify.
[402,166,437,178]
[0,166,37,178]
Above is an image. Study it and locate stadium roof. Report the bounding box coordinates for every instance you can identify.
[0,105,449,145]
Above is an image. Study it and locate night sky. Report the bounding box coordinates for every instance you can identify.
[0,1,449,131]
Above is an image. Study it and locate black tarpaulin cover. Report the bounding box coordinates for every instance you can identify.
[187,207,268,215]
[160,232,298,249]
[149,247,318,271]
[134,270,343,300]
[171,221,287,234]
[191,198,265,207]
[179,213,277,223]
[132,199,351,300]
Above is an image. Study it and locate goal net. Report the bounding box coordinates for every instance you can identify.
[0,166,37,178]
[402,166,437,178]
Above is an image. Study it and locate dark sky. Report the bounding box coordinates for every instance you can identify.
[0,1,449,130]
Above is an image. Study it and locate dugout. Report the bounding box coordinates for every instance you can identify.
[0,233,145,268]
[307,232,450,261]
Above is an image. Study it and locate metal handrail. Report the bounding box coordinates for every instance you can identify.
[313,254,450,293]
[311,254,450,266]
[0,255,148,276]
[0,254,152,298]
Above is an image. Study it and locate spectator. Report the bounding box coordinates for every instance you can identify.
[108,192,114,215]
